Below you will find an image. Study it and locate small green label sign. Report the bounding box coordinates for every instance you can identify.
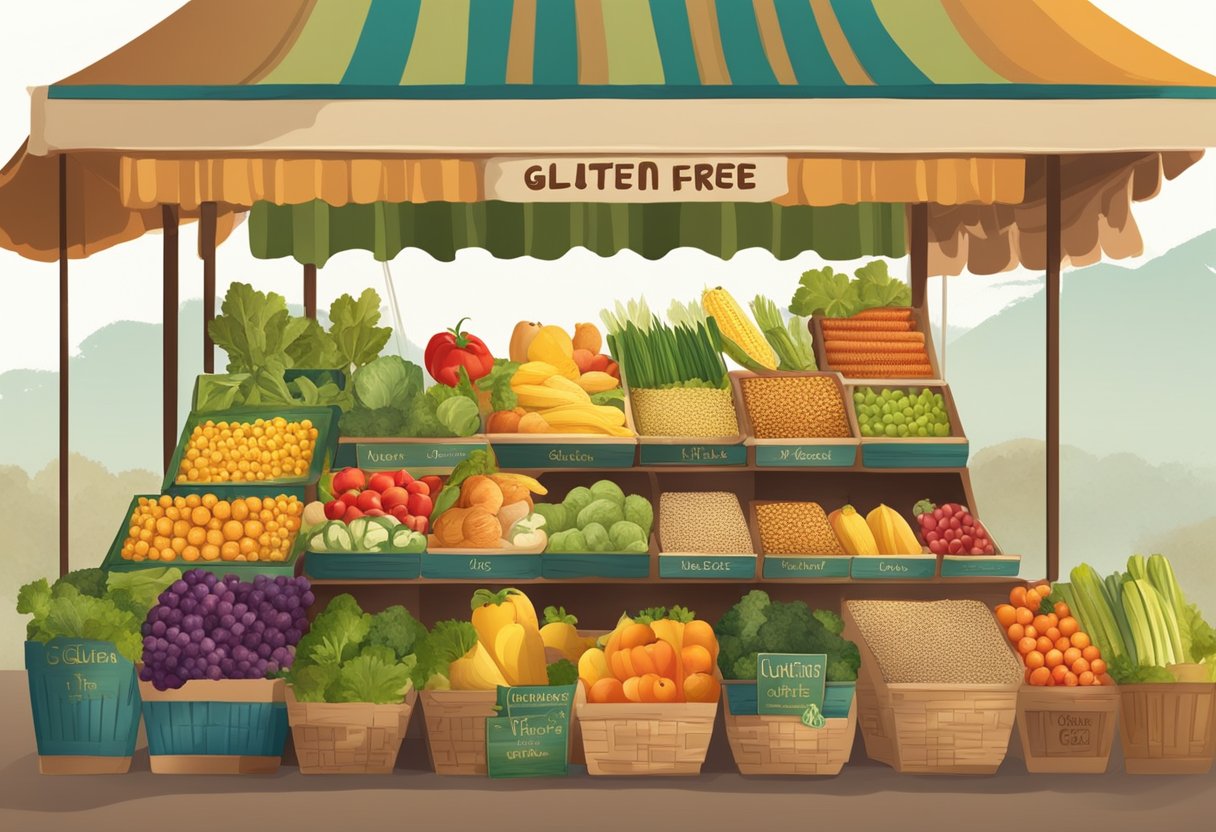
[356,442,485,470]
[496,684,576,717]
[639,443,746,466]
[486,684,575,779]
[757,653,827,717]
[754,444,856,467]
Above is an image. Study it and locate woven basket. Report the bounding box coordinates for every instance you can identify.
[576,700,718,776]
[844,606,1019,774]
[287,687,417,774]
[420,689,498,776]
[1119,682,1216,774]
[722,685,856,775]
[1016,684,1119,774]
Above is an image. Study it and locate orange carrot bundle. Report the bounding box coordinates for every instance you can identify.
[829,354,931,367]
[825,341,927,354]
[821,330,925,344]
[835,365,934,378]
[820,319,915,332]
[849,307,913,321]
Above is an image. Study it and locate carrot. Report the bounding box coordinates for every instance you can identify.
[835,365,934,378]
[825,341,927,354]
[821,330,925,343]
[827,351,931,364]
[820,319,915,332]
[849,307,912,321]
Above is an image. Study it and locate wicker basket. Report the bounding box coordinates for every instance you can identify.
[287,687,417,774]
[1119,682,1216,774]
[1016,684,1119,774]
[722,682,857,775]
[576,700,718,776]
[844,606,1019,774]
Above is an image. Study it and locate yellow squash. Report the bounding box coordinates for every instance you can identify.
[470,588,519,665]
[540,606,586,663]
[511,361,561,387]
[866,504,923,555]
[494,623,548,686]
[449,642,509,690]
[527,326,580,380]
[829,505,880,555]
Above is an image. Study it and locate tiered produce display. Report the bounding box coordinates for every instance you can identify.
[31,269,1216,780]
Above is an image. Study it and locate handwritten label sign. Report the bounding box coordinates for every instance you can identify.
[757,653,827,717]
[658,554,756,580]
[850,556,937,580]
[639,443,747,466]
[356,442,485,471]
[485,156,788,204]
[754,444,857,468]
[421,553,542,580]
[762,555,852,580]
[486,684,576,779]
[492,442,636,470]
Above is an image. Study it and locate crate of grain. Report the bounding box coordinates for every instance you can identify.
[731,371,860,468]
[851,384,969,469]
[842,600,1022,774]
[627,374,746,466]
[1016,684,1119,774]
[657,491,757,579]
[813,307,943,383]
[749,501,851,580]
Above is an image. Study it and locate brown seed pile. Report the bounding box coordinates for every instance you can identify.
[846,600,1023,685]
[755,502,844,555]
[631,387,740,437]
[741,376,851,439]
[660,491,754,554]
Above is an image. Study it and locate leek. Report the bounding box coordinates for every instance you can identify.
[1147,554,1192,662]
[1071,564,1126,659]
[1121,580,1155,665]
[1104,573,1138,666]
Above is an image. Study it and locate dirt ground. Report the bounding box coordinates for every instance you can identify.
[0,670,1212,832]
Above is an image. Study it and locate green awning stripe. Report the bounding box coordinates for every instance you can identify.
[400,0,471,84]
[341,0,421,85]
[534,0,579,85]
[715,0,778,86]
[774,0,843,85]
[649,0,700,86]
[465,0,515,85]
[602,0,666,84]
[871,0,1006,84]
[258,0,372,85]
[247,200,907,266]
[828,0,929,85]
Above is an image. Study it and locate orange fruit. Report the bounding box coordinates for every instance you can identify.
[994,605,1018,628]
[1024,626,1038,640]
[1046,614,1059,629]
[1032,615,1051,633]
[1055,637,1071,652]
[1017,637,1036,656]
[1063,672,1079,687]
[1025,592,1042,613]
[1071,658,1090,675]
[1091,659,1107,676]
[1015,607,1033,626]
[1058,617,1079,638]
[222,520,244,542]
[1054,602,1070,619]
[1082,645,1100,662]
[1010,586,1028,608]
[1078,671,1096,686]
[1028,667,1051,686]
[1063,647,1082,666]
[1026,650,1045,670]
[1051,665,1068,684]
[1036,636,1054,654]
[1045,627,1062,643]
[1070,632,1091,650]
[1045,649,1064,668]
[1007,623,1025,642]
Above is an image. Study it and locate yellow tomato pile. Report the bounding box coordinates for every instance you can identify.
[174,417,318,484]
[120,494,302,563]
[995,585,1110,687]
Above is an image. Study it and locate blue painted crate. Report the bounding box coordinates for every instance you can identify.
[490,438,637,470]
[658,554,757,580]
[334,437,489,471]
[541,553,651,579]
[940,555,1021,578]
[304,552,422,580]
[850,555,938,580]
[762,555,853,580]
[422,552,543,580]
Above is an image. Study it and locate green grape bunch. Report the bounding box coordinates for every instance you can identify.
[853,387,951,438]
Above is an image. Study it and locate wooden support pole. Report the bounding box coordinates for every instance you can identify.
[910,203,929,309]
[58,155,69,578]
[1046,156,1062,582]
[303,263,317,320]
[163,205,180,473]
[200,202,217,373]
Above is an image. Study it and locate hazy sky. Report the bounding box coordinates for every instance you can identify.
[0,0,1213,373]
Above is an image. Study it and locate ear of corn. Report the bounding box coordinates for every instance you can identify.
[701,287,777,371]
[829,505,879,555]
[865,504,923,555]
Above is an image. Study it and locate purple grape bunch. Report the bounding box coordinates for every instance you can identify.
[139,570,315,691]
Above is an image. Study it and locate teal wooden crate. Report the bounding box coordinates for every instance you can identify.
[25,639,141,760]
[102,495,301,578]
[541,554,650,579]
[940,555,1020,578]
[762,555,852,580]
[850,555,938,580]
[335,438,488,470]
[163,405,340,497]
[304,551,422,580]
[141,680,288,759]
[658,554,756,580]
[422,552,543,580]
[490,439,637,470]
[724,681,855,718]
[638,441,746,467]
[751,443,857,468]
[861,441,969,468]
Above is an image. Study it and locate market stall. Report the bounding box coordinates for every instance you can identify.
[4,0,1216,779]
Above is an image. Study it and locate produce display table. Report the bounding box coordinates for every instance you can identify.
[2,672,1212,829]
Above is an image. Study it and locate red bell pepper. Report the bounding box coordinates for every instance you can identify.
[425,318,495,386]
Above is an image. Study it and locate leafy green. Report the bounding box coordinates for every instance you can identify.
[209,283,311,374]
[412,620,479,690]
[715,591,859,682]
[437,396,480,436]
[287,318,343,369]
[1108,655,1176,684]
[56,568,108,599]
[329,289,392,371]
[106,568,178,612]
[789,267,860,318]
[750,295,816,371]
[476,360,520,411]
[602,300,728,389]
[546,659,578,686]
[353,355,421,411]
[293,594,372,667]
[367,605,427,661]
[589,388,625,406]
[333,654,416,704]
[855,260,912,309]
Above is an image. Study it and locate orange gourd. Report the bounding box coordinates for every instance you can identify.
[652,677,678,703]
[684,672,720,703]
[509,321,543,364]
[681,645,713,676]
[487,410,521,433]
[462,507,503,548]
[578,648,609,689]
[459,476,504,514]
[433,508,473,547]
[610,649,636,682]
[589,677,626,704]
[619,623,657,650]
[622,676,644,702]
[682,620,719,662]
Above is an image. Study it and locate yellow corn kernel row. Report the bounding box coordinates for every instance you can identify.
[702,287,777,371]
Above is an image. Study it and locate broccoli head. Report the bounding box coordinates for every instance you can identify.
[827,659,858,683]
[715,589,771,640]
[341,405,406,438]
[367,605,426,661]
[731,652,761,681]
[756,600,815,654]
[812,608,845,636]
[546,659,579,686]
[55,568,108,599]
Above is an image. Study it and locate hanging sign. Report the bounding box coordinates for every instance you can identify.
[756,653,827,718]
[484,156,788,203]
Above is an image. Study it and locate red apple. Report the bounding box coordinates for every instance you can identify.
[380,486,411,511]
[393,469,415,488]
[368,472,396,494]
[389,504,411,523]
[332,467,367,494]
[356,491,383,512]
[323,499,347,521]
[405,480,430,496]
[365,509,386,517]
[420,476,443,495]
[407,493,433,518]
[339,489,361,506]
[342,506,365,523]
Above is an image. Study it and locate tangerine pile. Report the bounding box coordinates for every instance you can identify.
[995,585,1110,686]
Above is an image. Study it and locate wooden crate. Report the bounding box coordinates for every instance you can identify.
[722,690,857,776]
[1016,684,1119,774]
[813,306,943,384]
[730,371,861,468]
[419,689,498,776]
[287,687,417,774]
[1119,682,1216,774]
[576,700,718,776]
[843,604,1019,774]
